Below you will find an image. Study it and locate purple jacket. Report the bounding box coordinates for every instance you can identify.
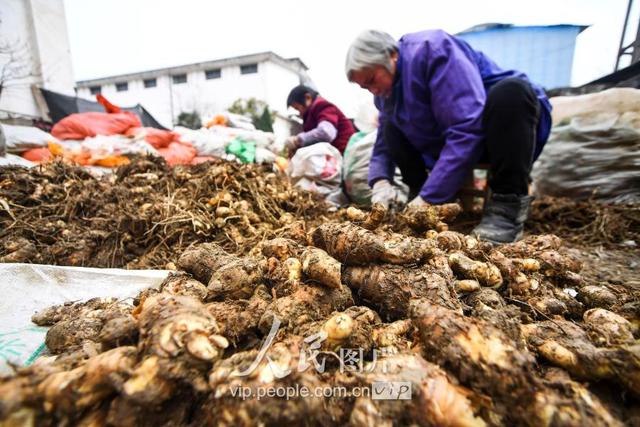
[368,30,552,203]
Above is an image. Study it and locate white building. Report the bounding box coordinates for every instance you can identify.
[76,52,312,130]
[0,0,76,122]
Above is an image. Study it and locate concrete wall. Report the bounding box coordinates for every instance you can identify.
[261,61,303,112]
[458,25,583,90]
[0,0,75,120]
[77,59,304,130]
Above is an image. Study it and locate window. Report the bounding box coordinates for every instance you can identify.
[116,82,128,92]
[205,68,221,79]
[89,86,101,95]
[240,63,258,75]
[172,74,187,84]
[143,78,157,88]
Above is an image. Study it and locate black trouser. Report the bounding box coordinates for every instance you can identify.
[384,77,540,198]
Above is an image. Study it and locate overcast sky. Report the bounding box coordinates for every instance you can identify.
[63,0,638,116]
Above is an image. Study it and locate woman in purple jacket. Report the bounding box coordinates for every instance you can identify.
[345,29,552,244]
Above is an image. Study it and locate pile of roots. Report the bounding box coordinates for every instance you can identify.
[0,157,328,269]
[1,200,639,426]
[2,158,637,272]
[528,196,640,246]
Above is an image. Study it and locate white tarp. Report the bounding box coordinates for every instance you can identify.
[0,263,169,375]
[0,154,36,168]
[0,124,55,154]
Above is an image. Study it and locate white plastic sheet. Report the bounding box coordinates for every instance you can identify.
[0,124,55,154]
[0,263,169,375]
[0,154,36,168]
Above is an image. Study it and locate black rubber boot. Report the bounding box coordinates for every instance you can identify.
[472,193,533,244]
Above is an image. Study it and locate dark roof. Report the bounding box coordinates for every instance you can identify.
[586,61,640,86]
[39,88,166,128]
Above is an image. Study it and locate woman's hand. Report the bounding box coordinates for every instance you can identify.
[371,180,408,210]
[285,136,301,158]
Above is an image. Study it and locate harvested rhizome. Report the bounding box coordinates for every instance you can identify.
[0,157,639,426]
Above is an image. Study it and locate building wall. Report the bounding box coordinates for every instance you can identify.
[0,0,75,120]
[77,59,304,129]
[457,26,582,89]
[261,62,303,112]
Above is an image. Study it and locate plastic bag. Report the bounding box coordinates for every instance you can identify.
[96,93,123,114]
[226,138,256,163]
[225,112,256,130]
[274,156,288,173]
[125,127,179,149]
[532,112,640,203]
[191,156,217,165]
[80,135,156,155]
[51,112,142,140]
[157,141,197,166]
[288,143,348,207]
[269,137,287,157]
[206,112,255,130]
[22,148,53,163]
[342,131,375,205]
[342,131,409,206]
[0,124,55,154]
[255,147,276,164]
[550,88,640,126]
[76,135,156,166]
[34,135,157,167]
[175,127,227,157]
[207,114,228,127]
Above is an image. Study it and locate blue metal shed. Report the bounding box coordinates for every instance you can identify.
[457,23,588,89]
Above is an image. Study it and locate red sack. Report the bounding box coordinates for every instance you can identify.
[125,127,179,149]
[191,156,217,165]
[96,94,122,113]
[22,147,52,163]
[157,141,196,166]
[52,112,142,140]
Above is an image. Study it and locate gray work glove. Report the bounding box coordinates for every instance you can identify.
[371,179,408,210]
